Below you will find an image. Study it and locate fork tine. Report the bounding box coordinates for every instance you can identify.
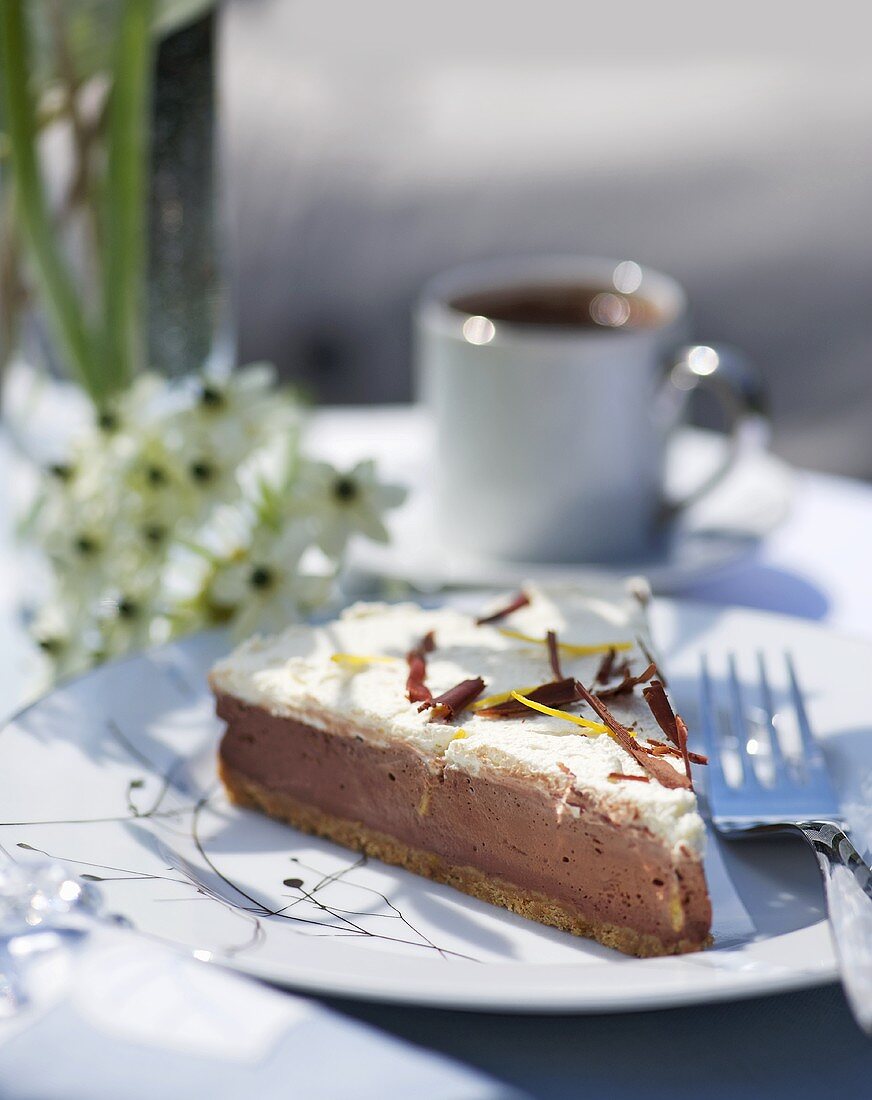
[785,653,827,772]
[727,654,763,790]
[698,654,732,801]
[757,651,789,785]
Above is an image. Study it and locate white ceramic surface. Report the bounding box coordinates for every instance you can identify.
[349,428,793,593]
[2,598,864,1012]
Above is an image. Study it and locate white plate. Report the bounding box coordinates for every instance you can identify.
[346,427,793,592]
[1,599,861,1013]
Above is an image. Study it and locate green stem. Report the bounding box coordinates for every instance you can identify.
[0,0,101,399]
[101,0,154,395]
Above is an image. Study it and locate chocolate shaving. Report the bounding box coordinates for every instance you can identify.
[419,677,485,723]
[475,591,530,626]
[642,681,698,786]
[405,630,436,704]
[642,680,679,746]
[644,739,708,766]
[594,647,634,686]
[574,680,691,790]
[644,741,680,757]
[594,647,617,684]
[477,678,580,718]
[637,635,667,687]
[596,661,657,700]
[607,772,650,784]
[546,630,563,680]
[675,714,693,785]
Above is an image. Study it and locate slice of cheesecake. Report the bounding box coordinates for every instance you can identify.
[209,583,711,957]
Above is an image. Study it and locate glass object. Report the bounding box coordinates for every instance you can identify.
[0,0,230,423]
[148,6,231,376]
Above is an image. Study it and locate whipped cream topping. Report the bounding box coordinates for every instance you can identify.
[209,583,704,853]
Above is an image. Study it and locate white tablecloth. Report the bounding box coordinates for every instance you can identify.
[3,407,872,1096]
[307,406,872,638]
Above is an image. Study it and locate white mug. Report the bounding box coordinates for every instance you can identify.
[416,256,768,564]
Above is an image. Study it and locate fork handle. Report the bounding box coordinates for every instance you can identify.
[798,821,872,1033]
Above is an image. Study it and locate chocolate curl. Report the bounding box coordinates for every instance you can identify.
[419,677,486,723]
[406,630,436,704]
[675,715,693,786]
[642,680,679,746]
[644,741,672,755]
[596,661,657,700]
[574,680,691,791]
[644,739,708,766]
[475,591,530,626]
[594,647,632,686]
[607,772,650,784]
[546,630,563,681]
[642,680,699,786]
[477,678,580,718]
[594,647,617,685]
[637,635,667,687]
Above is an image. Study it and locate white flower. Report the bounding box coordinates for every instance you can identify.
[35,489,118,611]
[29,602,94,679]
[209,522,332,638]
[89,372,167,437]
[126,365,303,529]
[26,363,400,679]
[96,579,171,659]
[293,459,406,558]
[173,364,302,472]
[171,433,246,526]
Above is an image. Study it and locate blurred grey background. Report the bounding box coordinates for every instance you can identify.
[222,0,872,478]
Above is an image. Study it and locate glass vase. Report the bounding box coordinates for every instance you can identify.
[0,0,231,460]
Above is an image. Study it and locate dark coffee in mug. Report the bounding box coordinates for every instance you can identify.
[450,282,663,331]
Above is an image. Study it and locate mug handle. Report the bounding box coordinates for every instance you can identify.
[660,344,770,520]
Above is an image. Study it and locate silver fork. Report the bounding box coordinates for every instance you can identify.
[699,652,872,1034]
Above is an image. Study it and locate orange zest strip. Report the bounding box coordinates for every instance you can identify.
[498,629,633,657]
[471,685,540,711]
[508,691,610,736]
[331,653,400,669]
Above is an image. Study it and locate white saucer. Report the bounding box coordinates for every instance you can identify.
[0,597,857,1013]
[346,426,793,592]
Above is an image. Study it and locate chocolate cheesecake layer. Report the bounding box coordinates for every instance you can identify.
[216,692,712,956]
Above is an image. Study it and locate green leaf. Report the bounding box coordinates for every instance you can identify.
[101,0,155,395]
[0,0,101,398]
